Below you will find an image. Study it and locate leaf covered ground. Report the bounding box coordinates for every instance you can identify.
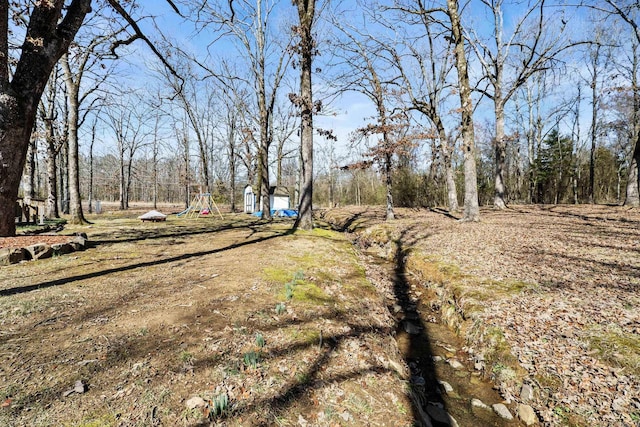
[322,204,640,426]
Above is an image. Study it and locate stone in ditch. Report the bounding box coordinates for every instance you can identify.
[471,398,491,411]
[438,380,454,393]
[520,383,534,402]
[517,403,538,426]
[492,403,514,420]
[447,359,464,369]
[403,321,422,335]
[52,243,73,255]
[0,248,26,265]
[426,404,457,426]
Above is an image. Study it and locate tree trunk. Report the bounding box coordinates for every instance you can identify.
[294,0,316,230]
[494,100,507,209]
[0,95,30,236]
[23,135,37,201]
[437,124,458,212]
[88,124,95,213]
[625,137,640,206]
[119,147,126,210]
[447,0,479,221]
[59,140,70,214]
[385,152,395,220]
[62,55,87,224]
[0,0,91,236]
[46,130,60,218]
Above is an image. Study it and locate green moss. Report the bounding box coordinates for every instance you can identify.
[287,328,320,345]
[586,324,640,373]
[263,267,291,283]
[291,282,331,304]
[311,227,339,239]
[67,413,116,427]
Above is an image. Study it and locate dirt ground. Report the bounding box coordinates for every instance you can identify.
[1,204,639,427]
[0,213,413,426]
[322,204,640,426]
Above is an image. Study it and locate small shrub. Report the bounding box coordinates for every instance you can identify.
[255,333,266,348]
[209,393,229,418]
[275,302,286,315]
[243,351,260,369]
[285,282,295,300]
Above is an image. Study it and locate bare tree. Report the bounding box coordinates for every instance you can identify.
[446,0,480,221]
[468,0,578,209]
[105,92,152,210]
[60,32,111,224]
[589,0,640,205]
[0,1,91,236]
[187,0,293,220]
[293,0,316,230]
[329,19,402,220]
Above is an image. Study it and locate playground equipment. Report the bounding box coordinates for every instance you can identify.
[177,193,223,219]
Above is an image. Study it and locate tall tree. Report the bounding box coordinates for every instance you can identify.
[0,0,182,236]
[447,0,480,221]
[587,0,640,205]
[293,0,316,230]
[469,0,575,209]
[0,1,91,236]
[189,0,293,220]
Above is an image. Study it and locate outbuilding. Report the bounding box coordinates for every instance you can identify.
[243,185,291,214]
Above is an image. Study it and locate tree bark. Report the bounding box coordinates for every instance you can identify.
[61,54,87,224]
[625,136,640,206]
[494,99,507,209]
[447,0,479,221]
[0,0,91,236]
[294,0,316,230]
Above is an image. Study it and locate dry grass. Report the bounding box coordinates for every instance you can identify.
[0,213,412,427]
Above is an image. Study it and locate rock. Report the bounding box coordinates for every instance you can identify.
[411,375,426,386]
[520,383,534,402]
[432,355,444,362]
[186,396,206,409]
[0,248,26,265]
[492,403,514,420]
[403,320,422,335]
[71,234,88,251]
[25,243,53,260]
[438,380,454,393]
[426,404,457,426]
[447,359,464,369]
[471,398,491,411]
[74,380,87,393]
[517,404,538,426]
[52,243,74,255]
[339,411,352,421]
[62,380,87,397]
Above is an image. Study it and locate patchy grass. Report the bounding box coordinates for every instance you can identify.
[586,324,640,371]
[0,213,412,426]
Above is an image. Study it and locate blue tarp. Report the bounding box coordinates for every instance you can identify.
[252,209,298,218]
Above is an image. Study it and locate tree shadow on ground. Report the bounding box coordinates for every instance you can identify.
[0,226,290,297]
[392,227,446,426]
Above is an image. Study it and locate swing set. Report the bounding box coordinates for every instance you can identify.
[176,192,223,219]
